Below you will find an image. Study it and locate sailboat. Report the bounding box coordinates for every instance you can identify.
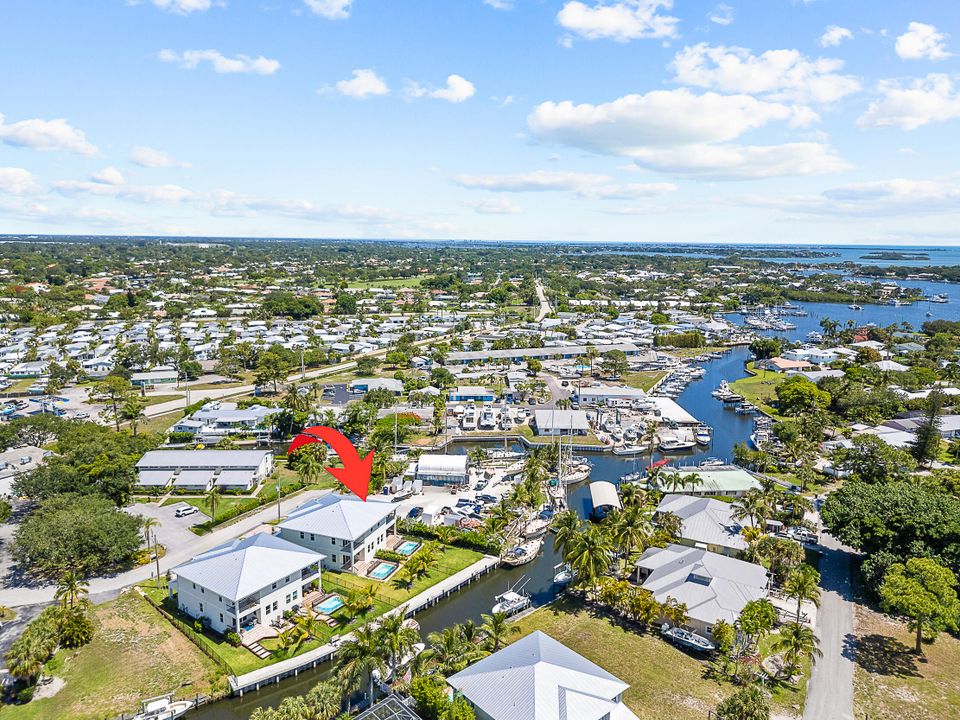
[553,562,574,585]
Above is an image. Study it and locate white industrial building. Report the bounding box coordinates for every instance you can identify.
[415,454,470,486]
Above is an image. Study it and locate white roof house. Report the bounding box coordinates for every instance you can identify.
[656,494,748,556]
[448,631,639,720]
[656,466,761,497]
[136,450,273,491]
[173,532,324,601]
[635,544,768,635]
[532,409,591,436]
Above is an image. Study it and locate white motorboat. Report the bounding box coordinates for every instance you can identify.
[694,426,712,445]
[492,578,532,615]
[522,517,551,539]
[661,624,715,653]
[502,538,542,566]
[612,444,647,456]
[130,695,194,720]
[659,438,696,452]
[848,303,863,311]
[553,562,574,585]
[700,457,725,468]
[932,293,949,303]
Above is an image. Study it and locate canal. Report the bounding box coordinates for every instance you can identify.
[193,293,959,718]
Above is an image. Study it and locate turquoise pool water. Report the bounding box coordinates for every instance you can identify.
[396,541,420,556]
[370,561,398,580]
[315,595,343,614]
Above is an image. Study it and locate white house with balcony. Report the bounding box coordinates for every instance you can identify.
[277,494,398,573]
[169,532,324,636]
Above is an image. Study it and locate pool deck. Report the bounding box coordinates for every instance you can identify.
[228,554,500,695]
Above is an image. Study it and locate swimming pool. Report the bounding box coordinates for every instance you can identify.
[395,541,420,556]
[315,595,344,614]
[369,561,398,580]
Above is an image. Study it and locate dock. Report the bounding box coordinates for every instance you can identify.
[229,555,500,695]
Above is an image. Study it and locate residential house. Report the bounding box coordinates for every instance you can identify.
[532,409,590,436]
[655,494,748,557]
[655,466,761,498]
[135,449,274,492]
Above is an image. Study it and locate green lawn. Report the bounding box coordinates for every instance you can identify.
[2,591,226,720]
[139,410,186,437]
[141,393,184,407]
[623,371,668,392]
[730,366,786,418]
[510,598,806,720]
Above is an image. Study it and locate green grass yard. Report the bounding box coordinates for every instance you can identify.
[623,371,668,392]
[2,591,225,720]
[730,365,786,418]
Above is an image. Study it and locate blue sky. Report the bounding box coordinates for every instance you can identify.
[0,0,958,244]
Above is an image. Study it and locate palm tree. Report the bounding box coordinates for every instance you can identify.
[566,524,613,593]
[142,517,161,547]
[378,610,421,680]
[480,611,517,652]
[336,623,387,708]
[551,510,582,559]
[294,607,325,642]
[661,597,688,628]
[467,446,488,466]
[427,625,483,675]
[732,488,770,531]
[619,482,647,510]
[661,471,687,493]
[4,639,45,682]
[294,445,327,486]
[771,622,822,676]
[343,584,378,619]
[611,505,651,573]
[54,569,89,609]
[627,588,660,630]
[682,471,704,493]
[205,485,220,524]
[783,564,821,623]
[305,679,343,720]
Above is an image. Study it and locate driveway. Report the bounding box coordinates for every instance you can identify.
[534,280,551,321]
[0,488,332,608]
[803,530,856,720]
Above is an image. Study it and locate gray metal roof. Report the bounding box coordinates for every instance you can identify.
[656,494,748,552]
[445,342,641,363]
[447,631,633,720]
[172,470,215,487]
[636,544,768,627]
[137,450,271,470]
[533,409,590,431]
[278,494,397,542]
[136,470,173,487]
[215,469,257,487]
[173,532,324,601]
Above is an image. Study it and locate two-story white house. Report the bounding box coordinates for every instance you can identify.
[170,532,324,636]
[277,494,398,573]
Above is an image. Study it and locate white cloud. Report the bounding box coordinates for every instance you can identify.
[557,1,679,43]
[158,49,281,75]
[857,74,960,130]
[335,69,389,98]
[627,142,850,179]
[749,178,960,217]
[90,166,125,186]
[671,44,861,104]
[579,182,677,199]
[483,0,514,9]
[529,89,814,152]
[454,170,612,192]
[895,22,951,61]
[150,0,218,14]
[54,179,195,203]
[708,4,734,26]
[406,75,476,103]
[463,198,521,214]
[0,113,98,156]
[819,25,853,48]
[129,146,189,168]
[0,168,41,195]
[304,0,354,20]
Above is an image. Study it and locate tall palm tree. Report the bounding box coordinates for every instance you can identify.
[305,679,343,720]
[294,445,326,486]
[141,517,161,547]
[662,471,687,494]
[336,623,387,708]
[732,488,770,531]
[771,622,822,676]
[205,485,220,524]
[378,610,421,680]
[54,569,89,609]
[566,524,613,593]
[783,564,822,623]
[551,510,581,559]
[5,639,46,682]
[427,625,482,675]
[618,482,647,510]
[682,472,704,493]
[480,611,517,652]
[611,505,652,573]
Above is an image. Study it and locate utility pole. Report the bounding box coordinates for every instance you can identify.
[276,474,282,523]
[153,531,161,591]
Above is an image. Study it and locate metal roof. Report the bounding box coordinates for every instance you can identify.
[636,544,768,627]
[533,409,590,431]
[656,494,748,552]
[445,342,641,363]
[659,467,761,494]
[278,494,397,542]
[137,450,271,470]
[172,470,215,487]
[416,454,468,475]
[448,631,635,720]
[215,469,257,487]
[589,481,622,511]
[172,532,324,601]
[136,470,173,487]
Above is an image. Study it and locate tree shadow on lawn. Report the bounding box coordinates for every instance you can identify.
[849,631,922,678]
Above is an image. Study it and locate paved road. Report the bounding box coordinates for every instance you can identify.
[535,280,551,322]
[803,531,855,720]
[0,488,332,608]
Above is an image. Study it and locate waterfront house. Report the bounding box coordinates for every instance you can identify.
[448,630,640,720]
[135,449,274,492]
[656,494,749,556]
[170,532,323,635]
[635,544,769,639]
[532,409,591,436]
[415,454,470,486]
[277,494,398,573]
[655,466,761,498]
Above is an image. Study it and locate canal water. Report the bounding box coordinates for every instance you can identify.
[191,294,959,719]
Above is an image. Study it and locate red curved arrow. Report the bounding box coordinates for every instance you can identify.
[289,425,373,501]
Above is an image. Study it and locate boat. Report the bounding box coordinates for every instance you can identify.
[932,293,949,303]
[553,562,574,585]
[735,402,756,415]
[522,517,550,539]
[612,444,647,456]
[848,303,862,311]
[130,695,194,720]
[502,538,543,566]
[700,457,725,468]
[492,578,531,615]
[694,426,712,445]
[661,624,716,653]
[659,438,697,452]
[806,331,823,343]
[563,461,591,485]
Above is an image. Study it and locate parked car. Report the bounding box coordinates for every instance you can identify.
[477,494,498,504]
[406,506,424,520]
[455,497,476,508]
[75,411,90,419]
[175,505,199,518]
[474,479,488,491]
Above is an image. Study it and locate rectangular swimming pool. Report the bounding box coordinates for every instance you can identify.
[315,595,344,614]
[396,541,420,556]
[370,561,398,580]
